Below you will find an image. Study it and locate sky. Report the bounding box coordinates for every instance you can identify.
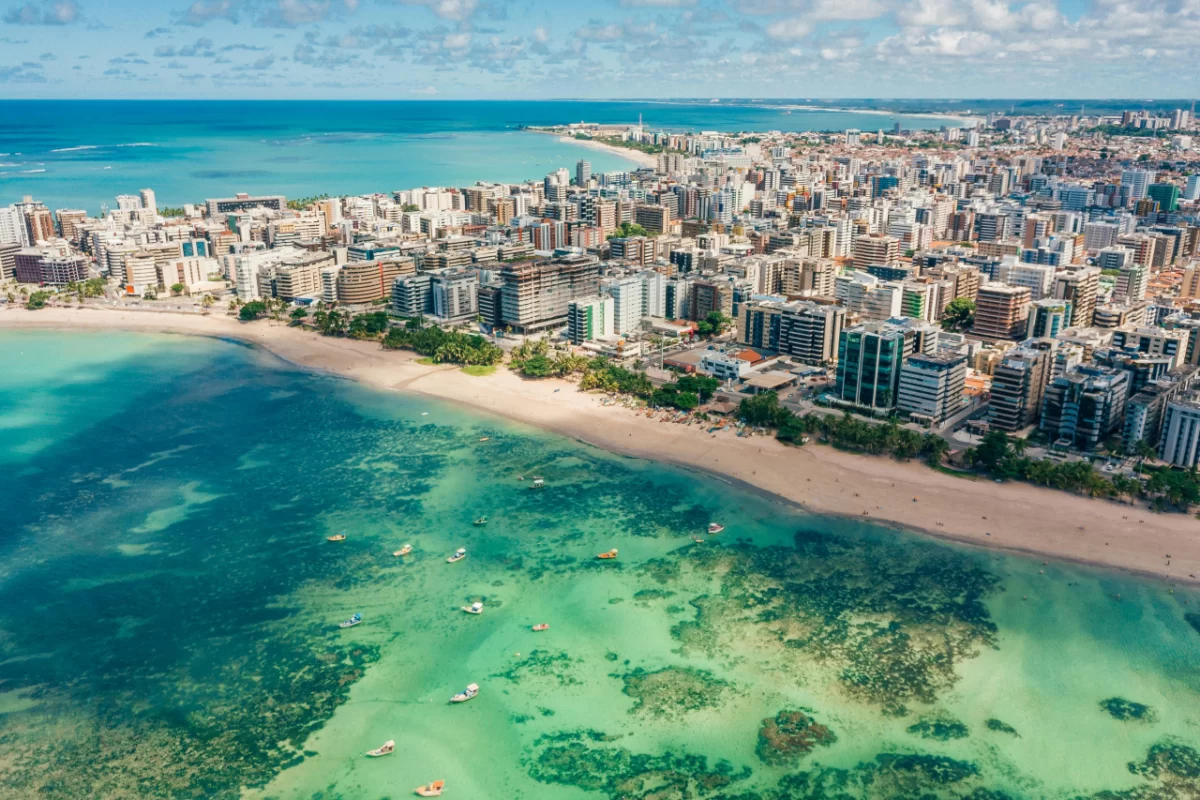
[0,0,1197,99]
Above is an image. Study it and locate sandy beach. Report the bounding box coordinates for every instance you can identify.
[553,135,659,169]
[4,305,1197,586]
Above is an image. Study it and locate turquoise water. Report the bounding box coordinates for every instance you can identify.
[0,100,960,213]
[1,329,1198,800]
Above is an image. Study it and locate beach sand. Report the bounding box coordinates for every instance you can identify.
[4,304,1197,586]
[553,135,659,169]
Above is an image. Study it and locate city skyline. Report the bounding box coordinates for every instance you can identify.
[2,0,1200,99]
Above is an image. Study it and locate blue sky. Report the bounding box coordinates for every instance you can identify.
[0,0,1196,98]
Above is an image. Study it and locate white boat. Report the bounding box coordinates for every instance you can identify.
[450,683,479,703]
[708,522,725,534]
[462,601,484,614]
[447,548,466,563]
[531,477,545,489]
[414,780,445,797]
[394,544,413,557]
[339,613,362,628]
[366,740,394,757]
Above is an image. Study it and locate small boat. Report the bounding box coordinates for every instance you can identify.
[394,544,413,557]
[597,549,619,560]
[473,516,488,526]
[531,477,545,489]
[692,537,704,543]
[339,613,362,629]
[479,436,490,442]
[327,532,347,542]
[707,523,725,534]
[450,683,479,703]
[462,601,484,614]
[447,548,467,563]
[531,623,549,631]
[414,780,445,797]
[366,740,395,757]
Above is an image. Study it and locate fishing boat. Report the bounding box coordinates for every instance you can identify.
[327,532,347,542]
[462,601,484,614]
[478,436,490,442]
[450,683,479,703]
[531,623,549,631]
[447,548,467,563]
[597,549,619,560]
[394,544,413,557]
[366,740,395,757]
[692,537,704,544]
[708,522,725,534]
[414,780,445,797]
[531,477,545,489]
[339,613,362,629]
[473,515,488,526]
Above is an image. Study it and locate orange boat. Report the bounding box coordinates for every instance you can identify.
[415,781,444,797]
[532,623,549,631]
[327,533,346,542]
[597,549,618,560]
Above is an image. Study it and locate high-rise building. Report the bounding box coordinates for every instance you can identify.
[1027,299,1071,338]
[567,295,614,344]
[139,188,158,217]
[834,271,902,321]
[988,347,1051,431]
[852,233,899,267]
[0,206,28,246]
[574,160,591,187]
[337,259,412,304]
[1120,169,1155,202]
[835,319,937,409]
[897,352,967,424]
[498,254,601,333]
[0,242,19,280]
[1146,182,1180,212]
[1185,174,1200,202]
[1052,265,1100,327]
[634,203,671,235]
[973,284,1031,340]
[1039,365,1130,450]
[601,274,646,334]
[1159,392,1200,468]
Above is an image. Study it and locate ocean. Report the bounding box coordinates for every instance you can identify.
[0,100,960,214]
[1,328,1198,800]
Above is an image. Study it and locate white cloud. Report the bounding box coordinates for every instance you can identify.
[765,16,811,39]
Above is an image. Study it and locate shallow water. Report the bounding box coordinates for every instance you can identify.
[1,330,1198,800]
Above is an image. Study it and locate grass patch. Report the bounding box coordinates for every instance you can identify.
[416,357,436,366]
[462,364,496,377]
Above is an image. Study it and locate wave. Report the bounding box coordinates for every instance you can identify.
[21,168,46,173]
[116,142,156,148]
[0,162,20,167]
[50,145,101,153]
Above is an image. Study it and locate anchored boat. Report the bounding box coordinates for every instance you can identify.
[394,544,413,556]
[366,740,394,757]
[447,548,466,563]
[597,549,619,560]
[462,601,484,615]
[707,522,725,534]
[450,683,479,703]
[531,623,549,631]
[473,515,488,526]
[327,531,347,542]
[339,613,362,629]
[414,780,445,797]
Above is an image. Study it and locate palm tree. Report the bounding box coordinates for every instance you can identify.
[1133,439,1157,473]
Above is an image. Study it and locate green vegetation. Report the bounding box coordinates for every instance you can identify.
[239,300,267,321]
[696,311,731,338]
[289,307,308,323]
[401,203,420,212]
[509,339,595,380]
[170,283,185,296]
[738,399,947,461]
[286,193,330,210]
[941,297,976,332]
[617,666,730,718]
[159,206,186,217]
[579,359,653,395]
[491,650,580,686]
[907,716,970,741]
[756,709,837,766]
[1087,124,1169,138]
[1101,697,1157,723]
[382,323,503,366]
[651,375,718,411]
[311,307,351,336]
[25,290,51,310]
[1144,466,1200,511]
[608,221,649,240]
[347,310,390,340]
[462,364,496,377]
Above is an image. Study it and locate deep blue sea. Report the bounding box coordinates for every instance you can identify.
[0,100,959,214]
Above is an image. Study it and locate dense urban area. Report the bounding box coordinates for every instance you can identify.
[7,106,1200,509]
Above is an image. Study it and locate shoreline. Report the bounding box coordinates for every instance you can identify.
[522,128,658,169]
[4,305,1198,588]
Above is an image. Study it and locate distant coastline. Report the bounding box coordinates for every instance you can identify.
[3,305,1198,589]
